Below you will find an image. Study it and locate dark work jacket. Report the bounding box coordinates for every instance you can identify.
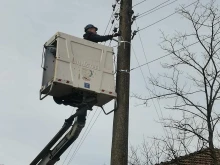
[83,32,113,43]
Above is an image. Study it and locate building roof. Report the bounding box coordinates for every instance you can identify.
[155,148,220,165]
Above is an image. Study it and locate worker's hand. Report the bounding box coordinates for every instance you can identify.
[113,33,121,37]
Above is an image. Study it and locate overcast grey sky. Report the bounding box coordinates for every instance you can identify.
[0,0,219,165]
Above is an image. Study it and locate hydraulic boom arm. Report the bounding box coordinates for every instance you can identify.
[30,98,96,165]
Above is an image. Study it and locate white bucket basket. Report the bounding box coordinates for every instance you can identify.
[40,32,117,107]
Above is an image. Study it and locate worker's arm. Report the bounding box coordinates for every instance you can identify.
[88,33,113,42]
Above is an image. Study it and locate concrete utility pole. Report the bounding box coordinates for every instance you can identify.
[111,0,133,165]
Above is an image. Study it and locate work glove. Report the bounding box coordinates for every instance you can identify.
[113,33,121,37]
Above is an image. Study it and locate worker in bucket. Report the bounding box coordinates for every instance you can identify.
[83,24,120,43]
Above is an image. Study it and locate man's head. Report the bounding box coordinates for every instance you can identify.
[84,24,98,34]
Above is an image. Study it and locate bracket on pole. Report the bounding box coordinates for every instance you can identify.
[100,100,117,115]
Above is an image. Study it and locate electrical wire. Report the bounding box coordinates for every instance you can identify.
[119,35,170,137]
[103,0,120,35]
[138,0,199,32]
[132,18,220,146]
[133,0,148,8]
[63,1,220,163]
[137,0,179,19]
[61,1,210,163]
[108,9,120,36]
[131,45,166,124]
[104,11,114,35]
[61,143,76,165]
[61,108,91,165]
[133,20,171,140]
[66,108,102,165]
[64,108,98,165]
[104,7,120,46]
[66,110,102,165]
[130,32,217,71]
[138,0,175,17]
[63,3,119,164]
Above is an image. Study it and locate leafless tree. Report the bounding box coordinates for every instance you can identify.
[129,120,204,165]
[132,0,220,164]
[129,138,165,165]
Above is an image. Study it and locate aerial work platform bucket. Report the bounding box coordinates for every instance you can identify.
[40,32,116,107]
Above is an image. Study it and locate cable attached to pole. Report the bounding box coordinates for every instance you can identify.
[137,0,199,32]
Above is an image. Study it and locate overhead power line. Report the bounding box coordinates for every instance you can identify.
[133,0,148,7]
[138,0,176,17]
[138,0,199,32]
[137,0,179,19]
[104,11,114,35]
[130,32,219,71]
[132,20,171,140]
[104,1,120,36]
[61,108,88,165]
[66,108,102,165]
[64,109,97,165]
[104,7,120,46]
[131,39,170,138]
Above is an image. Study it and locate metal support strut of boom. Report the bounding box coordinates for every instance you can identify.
[30,97,97,165]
